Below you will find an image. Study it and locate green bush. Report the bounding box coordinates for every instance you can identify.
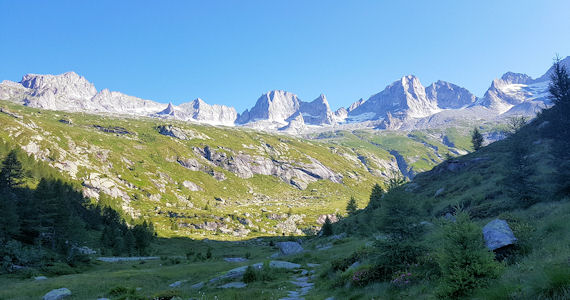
[531,263,570,299]
[243,265,257,283]
[41,262,76,276]
[152,290,181,300]
[436,212,503,298]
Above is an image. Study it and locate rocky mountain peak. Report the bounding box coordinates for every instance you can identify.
[157,102,176,115]
[236,90,301,124]
[425,80,477,109]
[500,72,532,84]
[20,71,98,101]
[348,98,365,112]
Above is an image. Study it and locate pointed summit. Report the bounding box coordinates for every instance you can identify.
[157,102,176,116]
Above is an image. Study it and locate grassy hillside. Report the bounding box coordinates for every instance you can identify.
[308,96,570,298]
[0,100,506,240]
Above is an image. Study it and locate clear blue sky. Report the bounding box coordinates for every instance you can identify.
[1,1,569,112]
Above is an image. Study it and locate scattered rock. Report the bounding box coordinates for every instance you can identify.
[316,243,332,251]
[0,107,22,118]
[434,187,445,197]
[42,288,72,300]
[270,260,301,269]
[347,261,361,271]
[74,245,96,255]
[96,256,159,262]
[93,125,131,135]
[157,125,209,140]
[306,263,320,268]
[328,232,347,240]
[169,280,187,288]
[483,219,517,251]
[275,241,304,255]
[182,180,203,191]
[190,281,204,289]
[223,257,248,263]
[220,282,247,289]
[316,214,338,225]
[444,213,456,222]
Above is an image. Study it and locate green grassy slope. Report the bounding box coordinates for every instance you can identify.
[0,100,507,240]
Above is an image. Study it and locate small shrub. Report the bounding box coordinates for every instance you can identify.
[532,264,570,299]
[152,290,181,300]
[41,262,76,276]
[108,286,137,297]
[436,212,503,298]
[206,248,212,259]
[243,265,257,283]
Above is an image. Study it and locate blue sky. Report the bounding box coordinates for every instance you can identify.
[1,1,569,112]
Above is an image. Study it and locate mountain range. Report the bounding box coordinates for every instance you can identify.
[1,56,567,133]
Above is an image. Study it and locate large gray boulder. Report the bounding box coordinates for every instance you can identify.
[482,219,517,250]
[43,288,72,300]
[276,241,304,255]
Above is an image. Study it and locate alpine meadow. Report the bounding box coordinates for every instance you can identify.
[0,1,569,299]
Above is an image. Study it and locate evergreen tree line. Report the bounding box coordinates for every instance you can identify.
[0,149,155,273]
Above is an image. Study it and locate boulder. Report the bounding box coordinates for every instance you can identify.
[275,241,303,255]
[269,260,301,269]
[42,288,71,300]
[34,276,48,281]
[223,257,248,263]
[483,219,517,250]
[169,280,187,288]
[190,281,204,289]
[434,187,445,197]
[220,282,247,289]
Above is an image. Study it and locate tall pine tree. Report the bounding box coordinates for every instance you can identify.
[0,150,24,189]
[471,127,484,151]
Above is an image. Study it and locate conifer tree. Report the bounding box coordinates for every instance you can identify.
[0,192,19,241]
[471,127,484,151]
[346,196,358,215]
[321,216,333,236]
[368,184,384,209]
[436,211,502,298]
[0,150,24,189]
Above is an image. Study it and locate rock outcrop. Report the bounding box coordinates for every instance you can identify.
[191,145,342,189]
[275,241,304,255]
[42,288,72,300]
[482,219,517,251]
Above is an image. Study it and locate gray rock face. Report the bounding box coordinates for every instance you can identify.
[425,80,477,109]
[299,94,335,125]
[237,90,301,124]
[157,125,209,140]
[483,219,517,250]
[275,241,304,255]
[237,90,335,126]
[347,98,366,112]
[279,112,306,134]
[178,98,237,126]
[182,180,202,191]
[501,72,533,84]
[192,146,342,189]
[42,288,72,300]
[348,75,440,125]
